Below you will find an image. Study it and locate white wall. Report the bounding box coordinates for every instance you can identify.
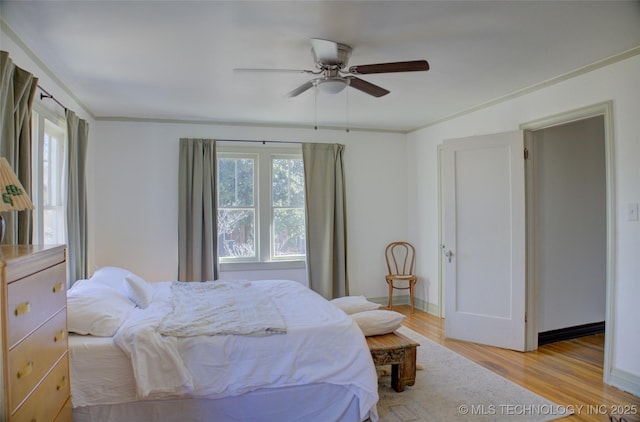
[407,54,640,393]
[91,121,408,299]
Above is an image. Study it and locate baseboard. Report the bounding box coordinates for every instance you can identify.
[608,367,640,398]
[370,295,440,316]
[538,321,605,345]
[417,298,440,316]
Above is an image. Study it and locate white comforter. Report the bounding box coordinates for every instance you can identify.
[113,279,378,421]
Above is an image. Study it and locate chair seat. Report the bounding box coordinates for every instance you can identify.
[386,274,417,281]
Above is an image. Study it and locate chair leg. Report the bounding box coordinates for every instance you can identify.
[409,281,415,313]
[388,281,393,309]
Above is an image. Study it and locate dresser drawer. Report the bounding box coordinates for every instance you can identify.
[6,262,67,347]
[53,397,72,422]
[8,309,68,412]
[11,354,70,422]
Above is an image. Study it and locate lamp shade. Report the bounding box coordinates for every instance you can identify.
[0,157,34,212]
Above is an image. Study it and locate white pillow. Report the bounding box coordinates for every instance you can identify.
[90,266,132,293]
[67,281,135,336]
[330,295,381,314]
[351,310,406,336]
[124,273,154,309]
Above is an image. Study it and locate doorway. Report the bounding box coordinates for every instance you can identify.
[438,102,614,380]
[522,102,613,364]
[527,115,607,347]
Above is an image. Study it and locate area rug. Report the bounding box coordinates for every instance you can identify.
[375,326,572,421]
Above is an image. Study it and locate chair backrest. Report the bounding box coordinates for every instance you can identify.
[385,241,416,276]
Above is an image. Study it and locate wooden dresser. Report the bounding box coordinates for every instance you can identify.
[0,245,71,422]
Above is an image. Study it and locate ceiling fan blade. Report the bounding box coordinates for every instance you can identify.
[286,81,315,97]
[346,77,390,97]
[234,68,317,74]
[348,60,429,75]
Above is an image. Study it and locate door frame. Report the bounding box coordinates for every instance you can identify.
[520,101,615,379]
[437,144,445,318]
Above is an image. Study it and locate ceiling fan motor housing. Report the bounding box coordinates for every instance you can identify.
[311,40,352,68]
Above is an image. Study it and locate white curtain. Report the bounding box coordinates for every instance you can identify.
[302,143,349,299]
[178,138,218,281]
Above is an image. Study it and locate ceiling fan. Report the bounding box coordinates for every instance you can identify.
[234,38,429,98]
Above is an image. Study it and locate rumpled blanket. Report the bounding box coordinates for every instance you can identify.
[159,281,287,337]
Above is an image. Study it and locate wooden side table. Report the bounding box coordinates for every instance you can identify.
[366,331,419,392]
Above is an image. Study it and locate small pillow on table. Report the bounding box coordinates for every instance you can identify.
[351,309,406,336]
[330,295,381,314]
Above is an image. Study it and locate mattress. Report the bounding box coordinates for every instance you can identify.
[69,334,137,407]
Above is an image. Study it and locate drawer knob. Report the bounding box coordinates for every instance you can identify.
[57,375,68,391]
[54,330,66,342]
[14,301,31,316]
[52,282,64,293]
[17,361,34,379]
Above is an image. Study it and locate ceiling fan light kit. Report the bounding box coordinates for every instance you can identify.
[314,78,350,94]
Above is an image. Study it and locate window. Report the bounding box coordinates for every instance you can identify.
[217,145,305,266]
[217,153,257,260]
[31,106,67,245]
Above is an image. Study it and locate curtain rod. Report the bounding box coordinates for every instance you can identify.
[218,139,302,145]
[37,85,67,112]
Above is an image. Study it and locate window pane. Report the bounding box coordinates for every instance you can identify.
[217,209,255,258]
[273,208,306,257]
[32,112,66,246]
[272,157,305,259]
[272,158,304,207]
[42,124,66,245]
[218,158,254,207]
[43,207,65,244]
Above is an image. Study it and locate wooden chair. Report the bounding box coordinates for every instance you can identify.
[385,241,417,313]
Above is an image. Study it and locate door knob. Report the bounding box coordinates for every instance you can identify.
[445,250,453,263]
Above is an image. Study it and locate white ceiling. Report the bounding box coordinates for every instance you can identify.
[2,1,640,132]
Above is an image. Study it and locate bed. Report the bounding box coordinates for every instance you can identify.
[66,267,379,422]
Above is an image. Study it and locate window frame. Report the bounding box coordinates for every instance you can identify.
[216,144,305,272]
[269,152,306,262]
[30,103,67,246]
[217,151,259,263]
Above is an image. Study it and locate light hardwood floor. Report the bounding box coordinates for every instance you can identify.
[394,306,640,422]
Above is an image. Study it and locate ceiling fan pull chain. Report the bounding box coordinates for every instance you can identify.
[314,86,318,130]
[345,87,350,133]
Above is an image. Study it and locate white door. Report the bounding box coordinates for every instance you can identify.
[443,131,527,351]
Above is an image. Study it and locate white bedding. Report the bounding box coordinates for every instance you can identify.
[69,335,137,406]
[69,336,366,422]
[98,279,378,421]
